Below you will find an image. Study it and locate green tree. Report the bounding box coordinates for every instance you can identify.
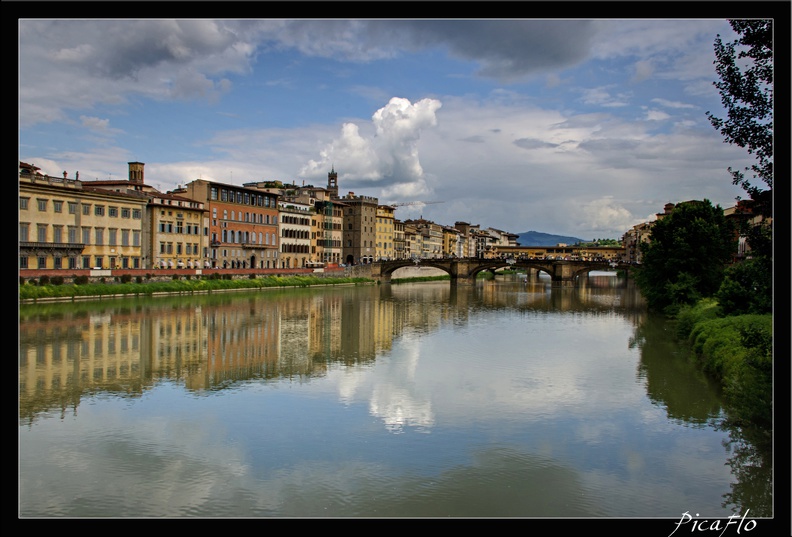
[706,20,773,218]
[634,200,736,314]
[716,255,772,315]
[706,19,773,315]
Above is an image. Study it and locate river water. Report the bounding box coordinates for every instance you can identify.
[18,272,773,521]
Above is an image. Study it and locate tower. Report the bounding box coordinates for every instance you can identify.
[327,166,338,198]
[128,162,145,184]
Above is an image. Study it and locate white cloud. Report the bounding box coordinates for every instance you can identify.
[644,109,671,121]
[79,115,111,131]
[299,97,442,199]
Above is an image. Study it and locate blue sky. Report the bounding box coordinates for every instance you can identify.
[18,17,765,240]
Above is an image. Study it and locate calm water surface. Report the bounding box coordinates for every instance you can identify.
[18,273,772,519]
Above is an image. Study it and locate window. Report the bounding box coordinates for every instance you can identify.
[95,205,105,216]
[54,257,62,269]
[37,256,47,269]
[53,200,63,213]
[133,231,141,247]
[95,256,103,268]
[83,204,91,215]
[121,229,130,246]
[37,225,47,242]
[68,227,78,243]
[19,223,29,241]
[54,226,63,243]
[19,256,29,269]
[20,197,29,210]
[37,199,47,211]
[121,208,130,218]
[95,228,104,245]
[82,256,91,269]
[68,202,78,214]
[109,207,118,217]
[109,229,117,246]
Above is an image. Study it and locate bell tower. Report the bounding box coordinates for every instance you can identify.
[327,166,338,198]
[128,161,145,184]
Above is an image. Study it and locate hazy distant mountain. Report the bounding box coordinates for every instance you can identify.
[515,231,588,246]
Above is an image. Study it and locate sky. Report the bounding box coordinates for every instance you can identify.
[18,17,765,241]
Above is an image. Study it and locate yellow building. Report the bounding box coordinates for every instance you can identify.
[376,205,395,261]
[19,162,147,270]
[442,225,461,257]
[83,162,207,270]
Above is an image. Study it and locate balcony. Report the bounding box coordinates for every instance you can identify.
[19,241,85,255]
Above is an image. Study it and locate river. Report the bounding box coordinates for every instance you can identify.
[18,271,773,522]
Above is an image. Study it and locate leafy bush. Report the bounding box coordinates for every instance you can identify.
[51,276,65,286]
[120,274,132,283]
[74,275,89,285]
[686,314,772,429]
[676,298,721,340]
[39,275,50,286]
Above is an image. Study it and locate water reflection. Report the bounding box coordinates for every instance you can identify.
[18,274,771,517]
[20,276,647,424]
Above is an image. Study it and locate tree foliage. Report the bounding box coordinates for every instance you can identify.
[634,200,736,314]
[715,255,772,315]
[706,20,773,217]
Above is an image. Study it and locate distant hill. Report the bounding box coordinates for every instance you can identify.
[515,231,587,246]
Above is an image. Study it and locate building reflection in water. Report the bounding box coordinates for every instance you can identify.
[19,276,644,424]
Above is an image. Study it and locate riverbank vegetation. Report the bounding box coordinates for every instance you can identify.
[19,274,374,302]
[633,20,774,445]
[675,300,772,433]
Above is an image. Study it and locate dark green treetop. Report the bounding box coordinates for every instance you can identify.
[634,200,736,314]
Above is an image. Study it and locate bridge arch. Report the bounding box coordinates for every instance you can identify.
[367,258,630,286]
[378,259,454,281]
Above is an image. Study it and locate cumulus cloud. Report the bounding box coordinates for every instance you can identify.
[299,97,442,200]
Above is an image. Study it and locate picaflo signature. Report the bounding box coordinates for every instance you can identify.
[669,511,757,537]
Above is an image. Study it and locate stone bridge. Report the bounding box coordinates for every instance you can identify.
[350,258,631,286]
